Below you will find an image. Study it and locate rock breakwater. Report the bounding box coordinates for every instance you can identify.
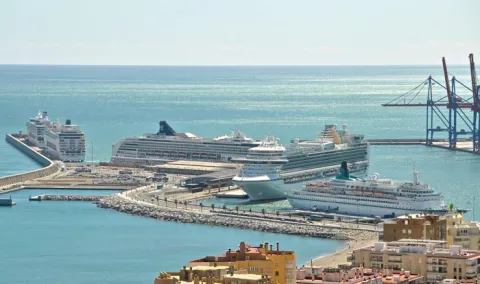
[95,194,378,241]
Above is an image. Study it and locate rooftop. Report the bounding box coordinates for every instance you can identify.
[223,274,264,281]
[186,266,230,271]
[190,242,294,263]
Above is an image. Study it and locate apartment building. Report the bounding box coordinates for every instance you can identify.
[189,242,296,284]
[349,240,480,283]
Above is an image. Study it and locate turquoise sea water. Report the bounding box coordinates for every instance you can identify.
[0,189,343,284]
[0,65,478,283]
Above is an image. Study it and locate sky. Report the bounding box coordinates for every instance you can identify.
[0,0,478,65]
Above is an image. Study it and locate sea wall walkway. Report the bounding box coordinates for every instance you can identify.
[95,186,379,241]
[0,134,61,191]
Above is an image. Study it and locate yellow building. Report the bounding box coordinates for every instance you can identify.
[447,221,480,250]
[349,240,480,284]
[382,212,464,243]
[189,241,296,284]
[154,266,270,284]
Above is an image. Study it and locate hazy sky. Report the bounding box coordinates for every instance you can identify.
[1,0,478,65]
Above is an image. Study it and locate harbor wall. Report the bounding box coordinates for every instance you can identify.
[0,134,61,189]
[5,134,51,166]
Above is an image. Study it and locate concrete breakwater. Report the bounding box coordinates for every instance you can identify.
[95,194,378,241]
[30,195,103,201]
[1,134,61,190]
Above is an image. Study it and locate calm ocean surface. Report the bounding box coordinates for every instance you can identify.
[0,65,478,283]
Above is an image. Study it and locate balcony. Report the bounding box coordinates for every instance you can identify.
[347,256,355,261]
[388,259,402,263]
[427,270,446,274]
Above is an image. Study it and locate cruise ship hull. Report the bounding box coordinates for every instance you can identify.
[286,196,446,218]
[233,169,367,201]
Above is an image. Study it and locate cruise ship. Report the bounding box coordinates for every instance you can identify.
[26,111,86,162]
[111,121,261,165]
[232,124,369,201]
[286,164,449,218]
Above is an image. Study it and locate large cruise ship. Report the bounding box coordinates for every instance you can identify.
[232,124,369,201]
[111,121,261,165]
[26,111,86,162]
[286,164,448,218]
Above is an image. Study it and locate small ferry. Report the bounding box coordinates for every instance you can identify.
[286,162,460,218]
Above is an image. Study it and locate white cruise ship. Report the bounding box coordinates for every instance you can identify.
[232,124,369,201]
[111,121,261,166]
[286,165,448,218]
[26,111,86,162]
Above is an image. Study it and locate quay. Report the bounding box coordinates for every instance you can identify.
[29,194,103,202]
[367,138,480,154]
[0,196,16,206]
[1,133,62,192]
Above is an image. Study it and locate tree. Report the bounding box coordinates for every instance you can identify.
[164,197,168,207]
[174,199,178,208]
[235,205,239,214]
[249,208,252,215]
[199,202,203,212]
[449,203,454,211]
[222,205,227,211]
[261,208,265,216]
[184,200,188,209]
[288,213,292,219]
[211,204,215,212]
[276,211,280,217]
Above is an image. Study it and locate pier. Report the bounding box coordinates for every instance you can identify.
[1,133,61,192]
[29,195,103,202]
[367,138,480,154]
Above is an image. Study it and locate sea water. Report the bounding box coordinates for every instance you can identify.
[0,189,343,284]
[0,65,478,283]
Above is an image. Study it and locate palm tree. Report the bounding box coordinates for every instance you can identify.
[261,208,265,217]
[164,197,168,207]
[288,213,292,219]
[199,202,203,212]
[184,200,187,209]
[235,206,239,214]
[276,211,280,217]
[174,199,178,208]
[211,204,215,212]
[222,205,227,211]
[249,208,252,215]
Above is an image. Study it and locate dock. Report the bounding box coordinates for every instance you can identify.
[0,197,16,206]
[29,194,103,202]
[367,139,480,155]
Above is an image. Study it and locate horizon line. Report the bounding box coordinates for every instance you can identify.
[0,63,466,67]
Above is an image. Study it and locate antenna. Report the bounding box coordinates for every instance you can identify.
[412,161,419,185]
[474,196,476,221]
[91,141,94,166]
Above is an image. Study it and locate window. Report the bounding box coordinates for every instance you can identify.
[275,271,279,276]
[408,230,412,234]
[402,229,406,234]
